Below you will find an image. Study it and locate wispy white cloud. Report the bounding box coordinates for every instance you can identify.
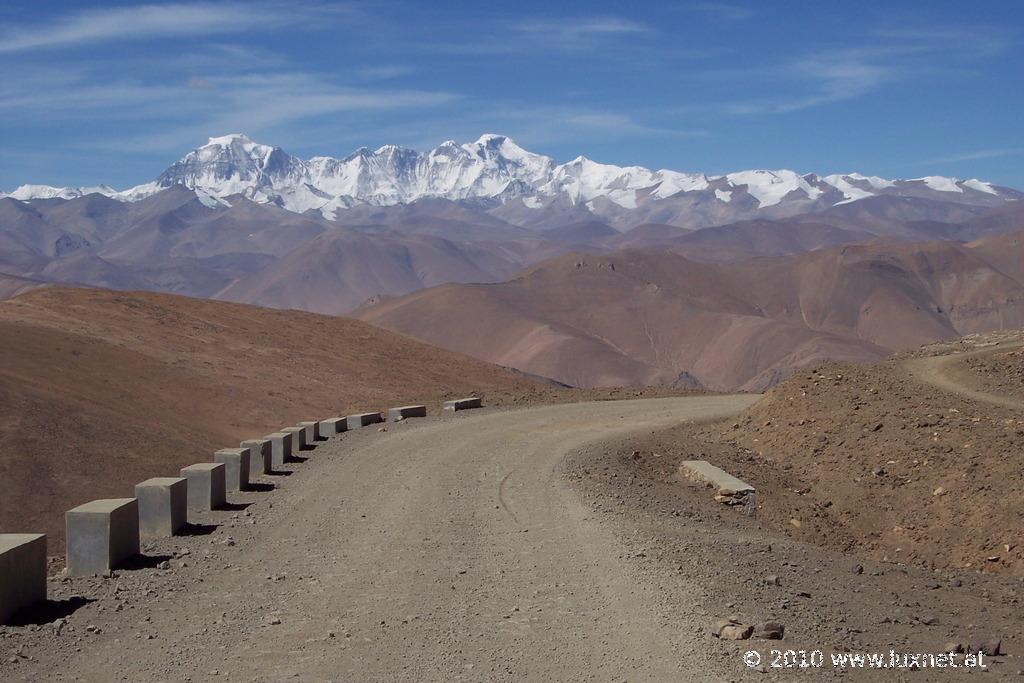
[442,106,708,152]
[909,147,1024,166]
[685,2,755,22]
[560,112,707,138]
[513,17,650,43]
[719,23,1015,116]
[0,66,459,152]
[295,105,708,160]
[185,75,215,90]
[0,2,344,53]
[351,65,415,81]
[418,15,652,55]
[870,26,1015,60]
[728,55,893,114]
[0,68,185,113]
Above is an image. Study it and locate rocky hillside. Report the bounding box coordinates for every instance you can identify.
[627,332,1024,575]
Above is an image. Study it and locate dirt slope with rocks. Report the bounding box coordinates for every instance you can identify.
[0,286,550,552]
[568,423,1023,679]
[615,330,1024,577]
[960,348,1024,402]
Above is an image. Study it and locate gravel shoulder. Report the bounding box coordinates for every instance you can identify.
[569,424,1024,681]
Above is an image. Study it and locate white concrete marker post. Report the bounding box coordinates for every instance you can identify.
[264,432,292,468]
[66,499,140,577]
[240,439,272,476]
[319,417,347,436]
[346,412,384,430]
[679,460,757,515]
[135,477,187,540]
[0,533,47,623]
[214,448,251,492]
[180,463,227,516]
[443,398,482,412]
[281,426,307,452]
[298,421,321,442]
[387,405,427,422]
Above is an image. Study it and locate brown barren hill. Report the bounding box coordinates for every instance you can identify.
[355,251,887,390]
[215,230,528,315]
[0,287,544,552]
[0,272,48,300]
[358,238,1024,391]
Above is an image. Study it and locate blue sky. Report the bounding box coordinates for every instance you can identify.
[2,0,1022,190]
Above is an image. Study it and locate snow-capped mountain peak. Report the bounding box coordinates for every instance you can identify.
[4,134,1018,222]
[468,133,539,162]
[724,170,823,207]
[5,184,119,201]
[204,133,260,148]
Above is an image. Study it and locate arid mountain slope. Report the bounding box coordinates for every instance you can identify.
[0,287,543,552]
[603,223,692,249]
[3,186,1021,316]
[811,195,991,236]
[671,331,1024,575]
[0,272,47,299]
[541,220,620,245]
[0,188,569,312]
[357,251,881,390]
[332,197,532,242]
[358,238,1024,390]
[666,218,875,261]
[214,230,533,314]
[732,239,1024,347]
[966,228,1024,282]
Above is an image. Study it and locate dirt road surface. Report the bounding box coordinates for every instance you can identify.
[905,341,1024,411]
[6,395,760,682]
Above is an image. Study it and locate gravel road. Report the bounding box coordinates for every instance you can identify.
[905,341,1024,411]
[5,395,757,682]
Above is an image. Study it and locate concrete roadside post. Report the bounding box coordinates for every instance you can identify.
[281,426,307,452]
[135,477,187,540]
[679,460,757,514]
[66,499,140,576]
[240,439,272,476]
[180,463,227,516]
[298,421,322,442]
[264,432,292,468]
[319,417,347,436]
[387,405,427,422]
[346,412,384,430]
[0,534,47,623]
[443,398,482,412]
[214,448,251,492]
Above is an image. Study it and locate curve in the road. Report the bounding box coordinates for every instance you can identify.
[903,342,1024,411]
[41,395,759,682]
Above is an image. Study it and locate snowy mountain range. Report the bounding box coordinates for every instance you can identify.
[4,133,1019,228]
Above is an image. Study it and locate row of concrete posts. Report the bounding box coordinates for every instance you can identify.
[0,398,481,623]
